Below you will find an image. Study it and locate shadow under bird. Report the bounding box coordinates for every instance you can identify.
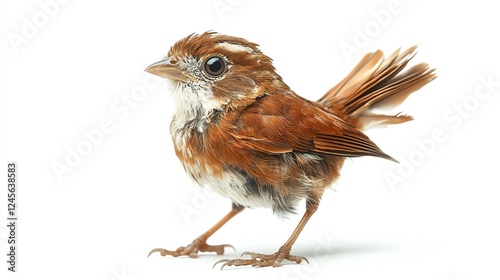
[145,32,436,268]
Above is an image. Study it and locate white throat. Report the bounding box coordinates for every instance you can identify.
[169,81,221,149]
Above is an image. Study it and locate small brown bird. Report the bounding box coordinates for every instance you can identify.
[146,32,435,268]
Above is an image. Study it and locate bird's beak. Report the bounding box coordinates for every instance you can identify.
[145,57,188,82]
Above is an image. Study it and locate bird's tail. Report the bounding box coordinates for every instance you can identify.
[318,46,436,131]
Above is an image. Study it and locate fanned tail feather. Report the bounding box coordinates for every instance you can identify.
[318,46,436,130]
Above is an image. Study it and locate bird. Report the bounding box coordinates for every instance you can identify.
[145,31,436,268]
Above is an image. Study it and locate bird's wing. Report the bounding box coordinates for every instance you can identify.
[229,93,396,161]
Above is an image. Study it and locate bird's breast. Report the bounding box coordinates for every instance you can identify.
[176,144,289,213]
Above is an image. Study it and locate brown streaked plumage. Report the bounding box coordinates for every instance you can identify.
[145,32,436,268]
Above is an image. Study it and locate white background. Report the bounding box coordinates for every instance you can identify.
[1,0,500,279]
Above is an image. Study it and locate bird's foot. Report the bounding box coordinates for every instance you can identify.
[214,245,308,269]
[148,236,234,258]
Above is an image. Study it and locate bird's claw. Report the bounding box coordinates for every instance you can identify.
[213,246,308,269]
[148,237,234,258]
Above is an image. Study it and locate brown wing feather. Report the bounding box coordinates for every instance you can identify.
[232,134,293,153]
[229,93,395,161]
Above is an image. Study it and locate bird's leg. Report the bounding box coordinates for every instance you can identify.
[149,202,244,258]
[214,197,320,268]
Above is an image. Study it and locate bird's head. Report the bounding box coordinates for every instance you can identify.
[146,32,288,117]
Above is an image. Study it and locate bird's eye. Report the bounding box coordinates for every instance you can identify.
[204,56,226,77]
